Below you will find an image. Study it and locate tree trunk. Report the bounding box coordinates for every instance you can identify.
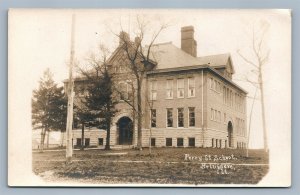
[40,128,46,152]
[105,120,111,150]
[81,122,85,150]
[60,130,65,147]
[105,105,111,150]
[246,87,258,157]
[259,70,268,152]
[46,130,50,148]
[149,127,152,154]
[137,80,143,150]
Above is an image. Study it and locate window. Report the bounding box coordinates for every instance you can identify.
[218,111,221,122]
[216,139,218,148]
[224,113,226,124]
[119,65,123,73]
[188,78,195,97]
[236,118,239,135]
[119,82,132,101]
[211,108,214,120]
[119,82,127,100]
[226,88,229,105]
[214,110,217,121]
[230,91,233,107]
[210,78,213,89]
[219,139,222,148]
[76,138,82,146]
[178,108,184,127]
[240,119,243,135]
[167,108,173,127]
[115,66,119,73]
[127,81,133,100]
[166,138,172,146]
[188,138,195,147]
[151,109,157,128]
[177,78,184,98]
[150,80,157,100]
[189,107,195,127]
[241,96,245,113]
[212,138,215,147]
[235,93,237,109]
[166,79,173,99]
[98,138,103,146]
[151,138,156,147]
[242,120,245,136]
[85,138,90,147]
[177,138,184,147]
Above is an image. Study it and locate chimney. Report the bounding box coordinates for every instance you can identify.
[181,26,197,57]
[119,31,130,45]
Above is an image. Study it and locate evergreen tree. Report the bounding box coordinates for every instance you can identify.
[73,99,95,150]
[85,67,117,150]
[32,68,67,151]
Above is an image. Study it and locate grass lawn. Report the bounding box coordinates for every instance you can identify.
[33,147,269,185]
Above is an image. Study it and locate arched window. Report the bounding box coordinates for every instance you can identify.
[119,81,133,101]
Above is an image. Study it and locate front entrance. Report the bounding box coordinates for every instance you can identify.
[117,117,133,145]
[227,121,233,147]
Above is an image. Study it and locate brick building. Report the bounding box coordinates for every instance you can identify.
[67,26,247,149]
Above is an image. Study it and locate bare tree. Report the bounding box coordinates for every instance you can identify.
[110,16,168,150]
[246,84,259,157]
[237,20,270,152]
[76,44,118,150]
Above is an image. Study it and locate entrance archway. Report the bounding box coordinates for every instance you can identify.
[117,117,133,145]
[227,121,233,148]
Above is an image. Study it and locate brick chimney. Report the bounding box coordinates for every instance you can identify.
[181,26,197,57]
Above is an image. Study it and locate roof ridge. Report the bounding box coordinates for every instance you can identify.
[146,41,173,47]
[197,52,230,58]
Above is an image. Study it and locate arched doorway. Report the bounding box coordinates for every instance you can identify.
[117,117,133,145]
[227,121,233,148]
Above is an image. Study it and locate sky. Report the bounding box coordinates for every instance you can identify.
[9,9,291,149]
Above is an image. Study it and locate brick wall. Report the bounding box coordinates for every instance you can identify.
[69,68,247,149]
[206,71,247,148]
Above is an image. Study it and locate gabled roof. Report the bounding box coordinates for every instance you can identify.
[147,42,202,70]
[197,53,235,74]
[197,53,230,66]
[107,41,233,73]
[148,42,233,72]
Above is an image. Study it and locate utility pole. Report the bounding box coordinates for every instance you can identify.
[66,14,76,163]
